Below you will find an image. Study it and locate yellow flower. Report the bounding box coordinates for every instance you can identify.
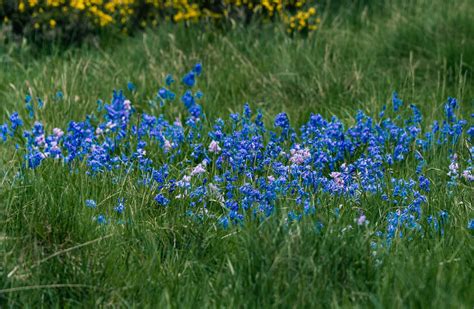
[19,2,26,12]
[49,19,57,28]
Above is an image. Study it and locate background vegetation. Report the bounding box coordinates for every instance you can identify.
[0,0,473,307]
[1,0,319,44]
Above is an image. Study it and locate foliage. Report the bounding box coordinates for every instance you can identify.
[0,0,320,43]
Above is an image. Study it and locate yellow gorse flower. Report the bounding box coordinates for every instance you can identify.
[8,0,320,39]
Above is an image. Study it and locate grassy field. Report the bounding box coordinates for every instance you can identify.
[0,0,473,307]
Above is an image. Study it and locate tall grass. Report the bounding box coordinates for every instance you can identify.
[0,0,473,307]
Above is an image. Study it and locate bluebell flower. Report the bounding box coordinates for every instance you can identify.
[37,98,44,109]
[165,74,175,86]
[182,72,196,87]
[27,151,45,169]
[467,126,474,141]
[274,112,289,130]
[314,221,324,233]
[219,216,229,229]
[97,99,103,112]
[418,175,430,192]
[444,97,458,123]
[439,210,448,223]
[9,112,23,133]
[127,81,136,92]
[85,199,97,209]
[0,124,8,142]
[392,91,403,112]
[181,90,195,108]
[466,219,474,230]
[158,87,168,99]
[25,94,34,119]
[25,94,32,104]
[154,194,170,206]
[193,63,202,76]
[114,199,125,214]
[97,214,107,224]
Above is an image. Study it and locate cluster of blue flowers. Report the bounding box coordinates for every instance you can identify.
[1,64,473,245]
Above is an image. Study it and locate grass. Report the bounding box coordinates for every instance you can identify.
[0,0,473,307]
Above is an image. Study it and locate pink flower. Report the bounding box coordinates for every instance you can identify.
[191,163,206,176]
[208,140,221,153]
[174,118,182,127]
[289,145,311,165]
[53,128,64,138]
[35,134,45,146]
[330,172,345,188]
[462,170,474,181]
[357,214,367,226]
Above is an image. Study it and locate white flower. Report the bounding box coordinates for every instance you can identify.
[177,175,191,188]
[163,139,172,153]
[174,118,182,127]
[124,99,132,110]
[35,134,45,146]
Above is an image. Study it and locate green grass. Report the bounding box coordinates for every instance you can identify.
[1,0,473,307]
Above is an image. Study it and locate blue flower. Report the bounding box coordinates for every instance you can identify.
[114,199,125,214]
[37,98,44,109]
[219,216,229,229]
[85,199,97,209]
[127,81,136,92]
[158,87,168,99]
[181,90,195,108]
[97,214,107,224]
[25,94,34,119]
[9,112,23,136]
[392,91,403,112]
[154,194,170,207]
[274,112,289,130]
[193,63,202,76]
[468,219,474,230]
[0,124,8,142]
[165,74,175,86]
[418,175,430,192]
[182,72,196,87]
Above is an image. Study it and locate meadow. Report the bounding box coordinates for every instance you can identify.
[0,0,473,307]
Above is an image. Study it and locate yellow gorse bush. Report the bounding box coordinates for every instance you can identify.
[1,0,319,42]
